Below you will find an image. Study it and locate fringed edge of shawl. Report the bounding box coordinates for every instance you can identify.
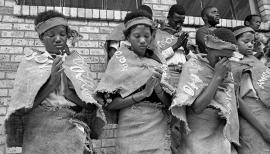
[169,99,191,135]
[206,104,241,146]
[161,80,176,96]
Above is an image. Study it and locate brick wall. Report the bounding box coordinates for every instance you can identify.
[0,0,269,154]
[258,0,270,22]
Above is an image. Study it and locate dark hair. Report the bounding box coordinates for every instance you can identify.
[123,10,153,38]
[213,28,237,45]
[244,14,261,26]
[34,10,66,26]
[167,4,185,18]
[201,6,215,19]
[232,26,255,40]
[138,5,153,17]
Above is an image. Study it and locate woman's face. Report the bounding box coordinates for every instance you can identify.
[237,32,254,56]
[41,25,68,55]
[127,25,153,57]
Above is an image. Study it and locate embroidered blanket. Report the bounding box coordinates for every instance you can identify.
[231,56,270,107]
[94,46,174,99]
[7,48,106,121]
[170,55,239,145]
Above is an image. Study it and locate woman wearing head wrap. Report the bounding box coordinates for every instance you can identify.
[105,5,154,61]
[231,26,270,154]
[94,10,174,154]
[5,10,106,154]
[170,28,239,154]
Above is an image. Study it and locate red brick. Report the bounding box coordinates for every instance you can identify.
[100,129,114,138]
[92,140,102,148]
[63,7,70,16]
[0,125,5,135]
[0,89,8,97]
[0,72,5,79]
[0,38,12,45]
[99,56,106,63]
[160,0,176,4]
[99,27,113,33]
[97,72,105,79]
[8,88,14,97]
[90,64,105,72]
[98,41,105,48]
[54,7,62,14]
[10,54,24,62]
[85,9,93,18]
[24,31,38,38]
[121,11,127,20]
[0,62,19,72]
[0,47,23,54]
[88,21,102,26]
[101,139,116,147]
[70,7,78,18]
[1,31,24,38]
[79,26,99,33]
[78,8,85,18]
[68,20,88,26]
[13,23,35,31]
[0,0,4,6]
[2,15,24,23]
[12,39,34,46]
[144,0,160,3]
[84,56,100,64]
[93,9,100,19]
[114,10,121,20]
[13,4,21,15]
[89,34,107,40]
[101,147,116,153]
[103,124,118,129]
[72,48,90,55]
[153,4,169,11]
[37,6,46,13]
[78,41,99,47]
[22,5,30,16]
[0,145,5,154]
[24,18,34,24]
[34,39,43,46]
[0,97,10,106]
[30,5,38,16]
[0,6,12,15]
[0,23,12,30]
[0,54,10,62]
[100,21,109,26]
[5,0,16,7]
[100,10,107,20]
[0,135,6,144]
[89,49,105,55]
[0,79,14,88]
[5,72,16,79]
[107,10,114,20]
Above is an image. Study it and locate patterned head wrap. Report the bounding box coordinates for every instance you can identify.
[124,17,154,32]
[35,17,82,47]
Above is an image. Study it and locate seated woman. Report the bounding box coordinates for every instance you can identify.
[231,26,270,154]
[5,10,106,154]
[94,10,174,154]
[170,28,240,154]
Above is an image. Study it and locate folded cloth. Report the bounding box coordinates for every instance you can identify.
[95,45,174,99]
[6,48,106,147]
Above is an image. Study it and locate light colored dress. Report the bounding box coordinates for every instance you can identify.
[95,46,174,154]
[171,54,239,154]
[5,49,105,154]
[237,72,270,154]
